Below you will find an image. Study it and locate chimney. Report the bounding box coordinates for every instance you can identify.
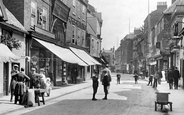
[157,2,167,11]
[172,0,176,4]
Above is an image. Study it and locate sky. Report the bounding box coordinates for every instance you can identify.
[89,0,172,50]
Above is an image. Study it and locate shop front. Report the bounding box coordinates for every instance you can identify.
[69,47,101,81]
[30,37,88,85]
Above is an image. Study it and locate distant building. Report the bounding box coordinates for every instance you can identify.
[120,33,135,73]
[115,46,121,72]
[101,47,115,72]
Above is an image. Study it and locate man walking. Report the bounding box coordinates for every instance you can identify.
[168,68,174,89]
[173,67,180,89]
[153,72,158,88]
[158,69,162,84]
[101,65,112,100]
[91,70,99,101]
[147,74,153,86]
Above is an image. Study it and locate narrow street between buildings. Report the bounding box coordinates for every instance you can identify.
[3,73,181,115]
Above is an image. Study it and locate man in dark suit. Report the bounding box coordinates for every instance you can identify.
[173,67,180,89]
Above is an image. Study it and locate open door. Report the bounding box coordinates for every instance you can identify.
[3,62,9,95]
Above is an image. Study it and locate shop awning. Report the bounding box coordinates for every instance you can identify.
[0,44,20,62]
[70,47,101,65]
[34,38,88,66]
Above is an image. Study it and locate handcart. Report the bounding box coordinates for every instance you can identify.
[155,92,172,111]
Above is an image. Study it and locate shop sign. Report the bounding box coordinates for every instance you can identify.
[68,16,86,30]
[53,0,69,23]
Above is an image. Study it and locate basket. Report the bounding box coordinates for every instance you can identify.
[156,92,170,103]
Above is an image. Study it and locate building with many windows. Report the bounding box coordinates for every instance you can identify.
[0,0,27,97]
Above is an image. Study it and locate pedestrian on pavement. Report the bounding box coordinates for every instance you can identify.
[116,70,121,84]
[91,70,99,101]
[101,64,112,100]
[153,71,159,88]
[133,70,139,84]
[28,67,36,88]
[173,67,180,89]
[10,64,19,102]
[168,68,174,89]
[14,68,30,104]
[158,69,163,85]
[147,74,153,86]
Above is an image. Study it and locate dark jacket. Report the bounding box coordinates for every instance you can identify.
[101,68,112,86]
[168,71,174,81]
[92,76,99,87]
[173,70,180,79]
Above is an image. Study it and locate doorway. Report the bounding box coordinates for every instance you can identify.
[3,62,9,95]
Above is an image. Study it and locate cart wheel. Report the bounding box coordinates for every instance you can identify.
[155,102,157,111]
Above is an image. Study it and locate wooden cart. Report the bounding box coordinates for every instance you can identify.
[155,92,172,111]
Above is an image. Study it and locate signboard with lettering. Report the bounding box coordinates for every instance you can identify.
[68,16,86,30]
[53,0,70,23]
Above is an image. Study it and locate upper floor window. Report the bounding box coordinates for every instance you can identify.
[81,30,85,46]
[72,25,76,44]
[31,1,37,27]
[77,28,81,45]
[92,39,94,48]
[73,0,76,7]
[82,5,86,14]
[37,7,47,30]
[42,8,47,30]
[77,1,80,19]
[97,41,99,52]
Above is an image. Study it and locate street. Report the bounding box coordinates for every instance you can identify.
[6,74,168,115]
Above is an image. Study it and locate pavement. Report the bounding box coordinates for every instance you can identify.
[156,81,184,114]
[0,79,92,115]
[0,74,184,115]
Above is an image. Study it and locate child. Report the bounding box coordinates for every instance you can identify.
[133,71,139,84]
[91,70,99,101]
[116,71,121,84]
[147,74,153,86]
[45,78,52,96]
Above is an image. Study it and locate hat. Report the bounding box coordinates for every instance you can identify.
[13,64,19,67]
[31,68,36,71]
[40,68,45,71]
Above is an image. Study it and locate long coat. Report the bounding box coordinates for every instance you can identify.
[173,70,180,79]
[168,70,174,82]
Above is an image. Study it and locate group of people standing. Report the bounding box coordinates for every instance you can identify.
[168,67,180,89]
[91,65,112,101]
[10,65,52,105]
[146,66,181,90]
[147,69,163,88]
